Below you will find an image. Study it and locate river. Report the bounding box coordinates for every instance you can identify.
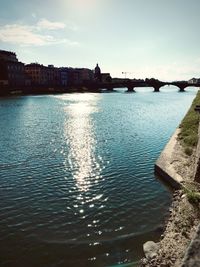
[0,86,197,266]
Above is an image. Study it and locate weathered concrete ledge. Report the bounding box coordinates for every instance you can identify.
[141,91,200,266]
[155,128,183,189]
[141,128,200,266]
[182,224,200,267]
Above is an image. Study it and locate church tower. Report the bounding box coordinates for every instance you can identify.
[94,63,101,82]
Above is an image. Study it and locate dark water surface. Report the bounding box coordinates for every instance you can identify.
[0,87,197,266]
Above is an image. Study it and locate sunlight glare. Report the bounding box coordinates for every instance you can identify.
[63,94,102,192]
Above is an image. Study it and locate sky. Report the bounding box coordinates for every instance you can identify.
[0,0,200,81]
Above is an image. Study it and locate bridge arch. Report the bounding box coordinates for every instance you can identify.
[170,83,187,92]
[158,84,180,92]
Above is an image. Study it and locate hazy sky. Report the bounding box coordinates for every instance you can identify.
[0,0,200,81]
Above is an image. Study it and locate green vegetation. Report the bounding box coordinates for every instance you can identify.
[183,186,200,204]
[184,147,193,156]
[179,91,200,155]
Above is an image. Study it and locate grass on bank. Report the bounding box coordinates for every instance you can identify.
[178,90,200,156]
[183,183,200,204]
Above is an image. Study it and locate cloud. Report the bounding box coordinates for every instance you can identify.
[66,22,78,31]
[0,24,53,46]
[0,20,79,47]
[37,19,66,30]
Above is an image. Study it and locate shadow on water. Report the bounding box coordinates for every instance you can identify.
[154,173,175,194]
[0,227,163,267]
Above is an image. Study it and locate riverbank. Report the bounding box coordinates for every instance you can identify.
[140,90,200,266]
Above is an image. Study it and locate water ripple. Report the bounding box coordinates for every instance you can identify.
[0,89,197,266]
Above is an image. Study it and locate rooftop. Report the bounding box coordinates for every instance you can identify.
[0,50,16,56]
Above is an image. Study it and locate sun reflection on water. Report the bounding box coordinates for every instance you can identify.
[63,94,102,192]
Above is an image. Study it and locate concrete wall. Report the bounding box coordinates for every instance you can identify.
[155,128,183,189]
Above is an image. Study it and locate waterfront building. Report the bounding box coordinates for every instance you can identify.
[0,61,9,87]
[46,65,56,86]
[93,63,112,83]
[79,68,93,82]
[25,63,48,86]
[101,73,112,83]
[66,68,81,85]
[0,50,25,88]
[59,68,68,86]
[46,65,68,87]
[7,61,25,88]
[67,68,93,85]
[25,63,69,87]
[0,50,18,62]
[46,65,61,87]
[0,50,112,90]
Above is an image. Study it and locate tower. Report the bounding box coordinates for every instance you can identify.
[94,63,101,82]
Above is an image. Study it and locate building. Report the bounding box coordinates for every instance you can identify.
[0,50,25,88]
[59,68,68,86]
[0,50,18,62]
[101,73,112,83]
[94,63,101,82]
[0,61,9,87]
[79,68,93,82]
[66,68,93,86]
[188,78,200,84]
[7,61,25,87]
[25,63,70,87]
[0,51,113,91]
[93,63,112,83]
[25,63,48,86]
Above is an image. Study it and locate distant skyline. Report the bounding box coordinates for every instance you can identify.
[0,0,200,81]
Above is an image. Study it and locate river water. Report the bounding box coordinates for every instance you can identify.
[0,87,197,266]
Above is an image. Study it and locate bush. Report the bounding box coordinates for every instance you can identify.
[183,185,200,204]
[184,147,193,156]
[186,189,200,204]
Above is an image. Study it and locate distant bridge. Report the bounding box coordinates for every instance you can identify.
[86,80,200,92]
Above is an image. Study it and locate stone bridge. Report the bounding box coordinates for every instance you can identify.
[85,80,200,92]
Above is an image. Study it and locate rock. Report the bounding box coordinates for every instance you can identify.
[143,241,159,259]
